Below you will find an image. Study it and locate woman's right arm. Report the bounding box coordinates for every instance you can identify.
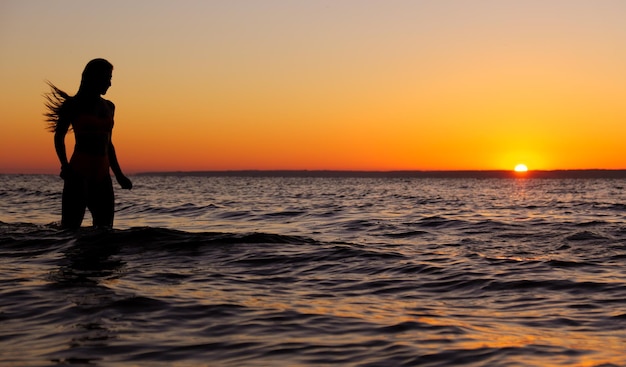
[54,117,71,179]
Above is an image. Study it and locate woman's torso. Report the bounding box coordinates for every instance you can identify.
[68,98,114,180]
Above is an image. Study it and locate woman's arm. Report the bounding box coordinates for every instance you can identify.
[104,99,132,189]
[54,116,71,179]
[108,141,132,189]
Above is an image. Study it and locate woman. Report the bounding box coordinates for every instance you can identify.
[45,58,132,229]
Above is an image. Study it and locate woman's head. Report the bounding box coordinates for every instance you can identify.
[79,58,113,95]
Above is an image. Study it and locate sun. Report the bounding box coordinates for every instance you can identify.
[514,164,528,172]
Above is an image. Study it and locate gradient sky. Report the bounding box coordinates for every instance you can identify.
[2,0,626,173]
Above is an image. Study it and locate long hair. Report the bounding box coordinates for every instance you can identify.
[44,58,113,132]
[43,81,71,132]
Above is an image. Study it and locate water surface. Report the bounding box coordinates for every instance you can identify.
[1,175,625,366]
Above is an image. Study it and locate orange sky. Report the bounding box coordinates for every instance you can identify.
[1,0,626,173]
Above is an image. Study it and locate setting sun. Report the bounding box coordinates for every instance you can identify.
[514,164,528,172]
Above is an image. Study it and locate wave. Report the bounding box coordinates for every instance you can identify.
[0,221,318,255]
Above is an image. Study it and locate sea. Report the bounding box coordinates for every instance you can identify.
[1,173,625,367]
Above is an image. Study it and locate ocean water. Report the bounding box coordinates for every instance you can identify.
[1,174,625,366]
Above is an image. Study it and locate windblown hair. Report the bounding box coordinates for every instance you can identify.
[43,81,71,133]
[44,58,114,132]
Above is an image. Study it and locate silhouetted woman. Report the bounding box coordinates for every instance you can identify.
[45,58,132,229]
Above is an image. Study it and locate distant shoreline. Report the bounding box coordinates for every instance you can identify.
[134,169,626,179]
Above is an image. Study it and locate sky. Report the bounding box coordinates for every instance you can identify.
[1,0,626,173]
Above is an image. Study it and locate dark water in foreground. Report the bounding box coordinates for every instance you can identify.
[1,175,626,366]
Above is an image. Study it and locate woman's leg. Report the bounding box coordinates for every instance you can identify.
[61,177,87,229]
[88,175,114,228]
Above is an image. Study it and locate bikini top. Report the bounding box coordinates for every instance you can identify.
[73,114,114,156]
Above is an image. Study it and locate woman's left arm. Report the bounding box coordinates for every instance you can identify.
[106,100,132,190]
[109,141,133,189]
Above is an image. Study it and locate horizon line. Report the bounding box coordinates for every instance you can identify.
[5,169,626,178]
[134,169,626,179]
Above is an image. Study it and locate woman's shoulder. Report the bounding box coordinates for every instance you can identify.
[102,98,115,111]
